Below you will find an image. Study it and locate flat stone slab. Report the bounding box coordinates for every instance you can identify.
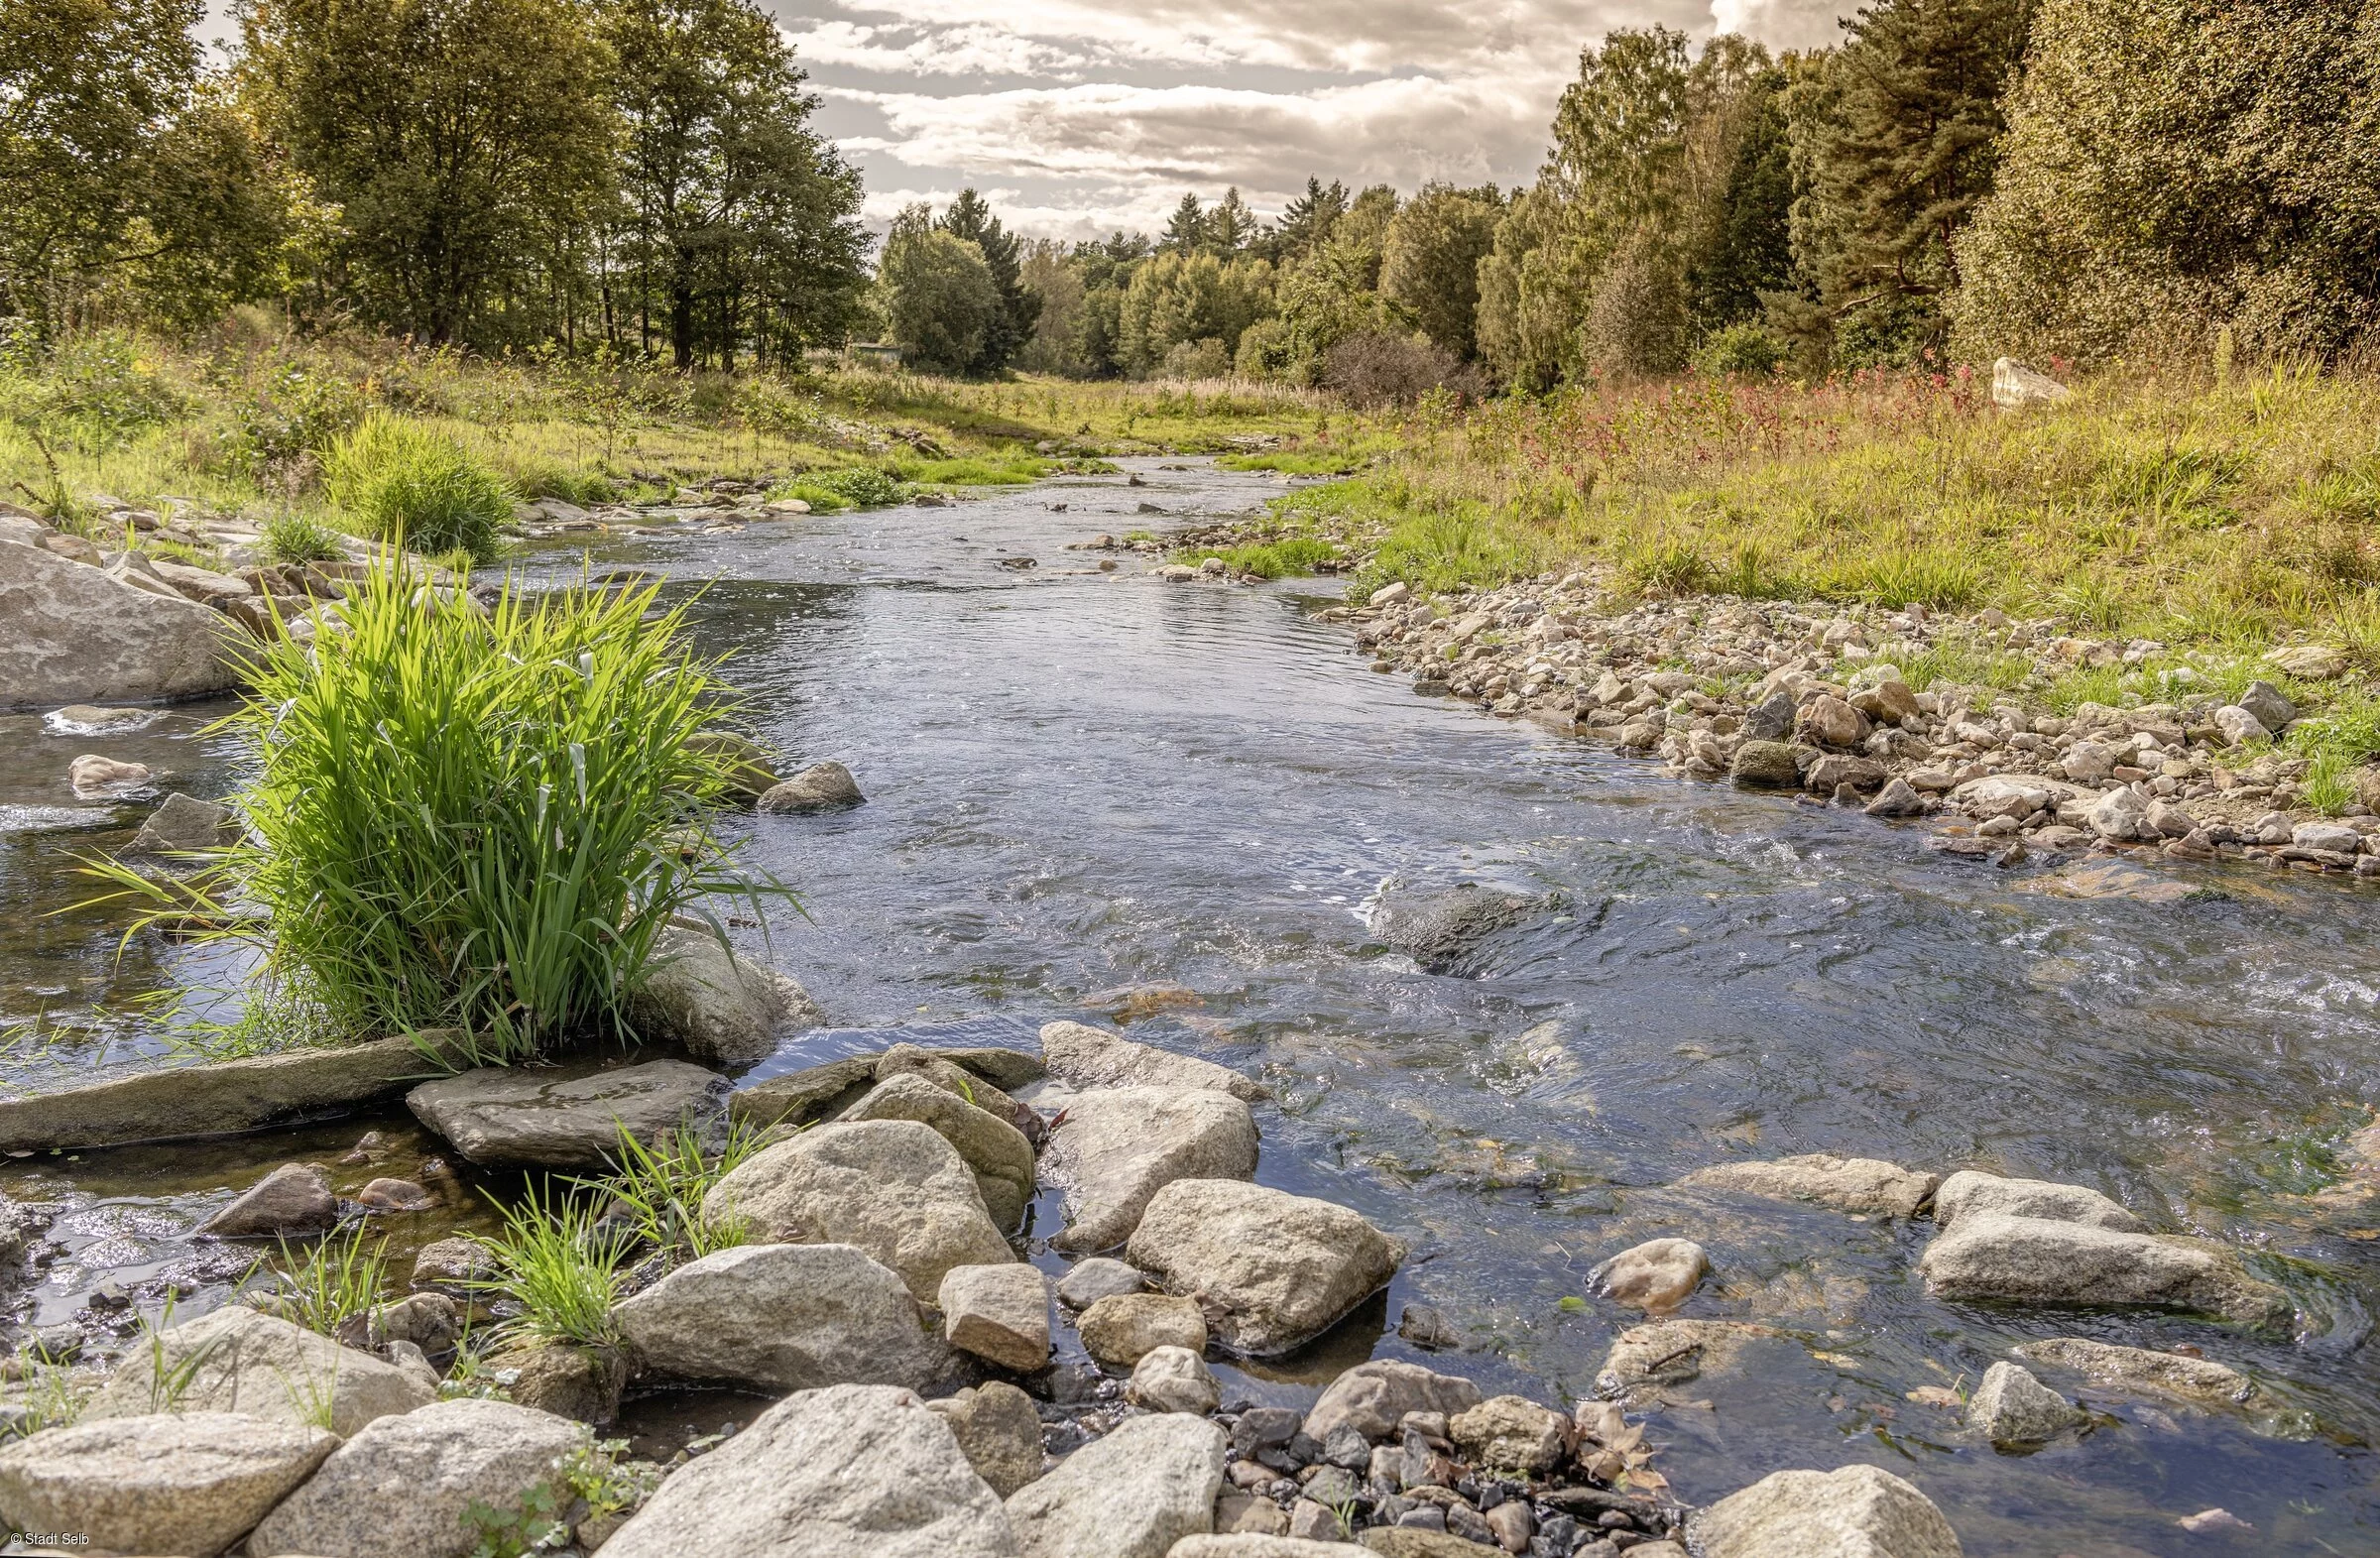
[1040,1020,1264,1101]
[82,1304,432,1437]
[0,1410,335,1558]
[0,1032,463,1151]
[1674,1153,1940,1218]
[1040,1086,1258,1253]
[408,1057,728,1169]
[1919,1213,2293,1326]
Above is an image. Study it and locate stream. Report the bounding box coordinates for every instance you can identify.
[7,457,2380,1553]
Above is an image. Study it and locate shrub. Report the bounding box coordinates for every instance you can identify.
[227,365,366,479]
[324,415,512,562]
[87,567,774,1058]
[804,466,903,508]
[1694,323,1789,379]
[262,511,345,565]
[1322,333,1479,408]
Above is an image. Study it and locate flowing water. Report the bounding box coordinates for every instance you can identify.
[8,459,2380,1552]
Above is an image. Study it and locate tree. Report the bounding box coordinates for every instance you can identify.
[938,188,1039,374]
[1259,178,1348,263]
[1379,183,1501,358]
[0,0,289,328]
[600,0,868,368]
[1780,0,2036,365]
[242,0,617,346]
[877,204,998,375]
[1115,251,1273,375]
[1206,188,1258,253]
[1016,238,1085,373]
[1159,193,1208,254]
[1954,0,2380,365]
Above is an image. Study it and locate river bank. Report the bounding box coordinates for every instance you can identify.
[3,460,2378,1555]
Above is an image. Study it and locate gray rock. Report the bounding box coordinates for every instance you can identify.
[411,1237,494,1294]
[81,1304,431,1436]
[1991,357,2072,409]
[1918,1213,2293,1326]
[757,760,866,813]
[1169,1539,1352,1557]
[408,1058,728,1170]
[602,1383,1016,1558]
[1968,1361,2082,1447]
[703,1120,1014,1301]
[2085,785,2150,841]
[614,1243,942,1392]
[1741,689,1797,741]
[927,1380,1046,1498]
[484,1338,627,1425]
[940,1262,1051,1374]
[1125,1180,1404,1357]
[2294,819,2363,855]
[2238,680,2296,734]
[1077,1292,1208,1367]
[371,1292,460,1354]
[684,729,779,801]
[198,1161,336,1238]
[627,926,823,1066]
[1007,1411,1227,1558]
[729,1053,881,1131]
[1864,777,1924,817]
[2011,1337,2256,1408]
[1128,1345,1221,1414]
[0,1410,335,1558]
[129,791,238,853]
[1055,1257,1146,1309]
[1366,883,1543,973]
[2212,705,2271,747]
[0,537,239,710]
[248,1397,591,1558]
[1729,739,1800,787]
[1932,1170,2143,1234]
[1040,1020,1265,1101]
[1676,1153,1939,1218]
[1588,1238,1708,1312]
[847,1073,1038,1230]
[1301,1360,1484,1444]
[1597,1319,1781,1403]
[1040,1086,1258,1253]
[1691,1463,1961,1558]
[0,1031,467,1152]
[879,1043,1044,1143]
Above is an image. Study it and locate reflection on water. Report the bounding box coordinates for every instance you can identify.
[8,461,2380,1552]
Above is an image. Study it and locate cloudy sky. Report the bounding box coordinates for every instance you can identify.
[767,0,1855,240]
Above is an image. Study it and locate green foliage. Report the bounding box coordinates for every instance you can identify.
[1694,323,1788,379]
[562,1439,662,1521]
[1181,535,1342,578]
[581,1118,762,1260]
[2302,751,2355,818]
[807,465,904,507]
[324,414,511,561]
[259,1226,391,1337]
[463,1479,567,1558]
[262,509,344,564]
[227,363,365,477]
[1379,184,1501,359]
[1118,251,1276,378]
[81,566,774,1057]
[1845,547,1982,609]
[468,1180,633,1348]
[879,206,1002,376]
[935,189,1040,376]
[1955,0,2380,365]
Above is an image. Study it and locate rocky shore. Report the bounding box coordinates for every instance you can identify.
[0,990,2308,1557]
[1152,540,2379,884]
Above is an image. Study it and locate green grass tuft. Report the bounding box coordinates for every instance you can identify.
[468,1180,632,1349]
[324,414,512,562]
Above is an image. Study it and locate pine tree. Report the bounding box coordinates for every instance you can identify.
[1781,0,2036,366]
[937,187,1038,374]
[1264,178,1348,262]
[1159,192,1207,253]
[1206,187,1257,253]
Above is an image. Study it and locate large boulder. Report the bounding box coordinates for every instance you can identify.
[702,1120,1014,1301]
[1125,1180,1403,1357]
[198,1161,337,1238]
[757,760,866,813]
[0,537,240,710]
[1365,883,1543,974]
[1170,1539,1355,1557]
[1301,1360,1484,1444]
[1692,1463,1961,1558]
[1076,1292,1207,1367]
[878,1042,1045,1142]
[1918,1214,2292,1326]
[603,1384,1016,1558]
[626,926,822,1067]
[407,1057,728,1170]
[1040,1021,1265,1102]
[613,1243,943,1392]
[1007,1412,1227,1558]
[81,1304,431,1437]
[2012,1337,2258,1410]
[247,1398,588,1558]
[0,1411,335,1558]
[1675,1154,1939,1218]
[846,1074,1038,1230]
[926,1381,1045,1498]
[1932,1170,2142,1234]
[1040,1086,1258,1253]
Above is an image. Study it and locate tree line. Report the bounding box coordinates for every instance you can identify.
[7,0,2374,384]
[2,0,870,366]
[886,0,2380,390]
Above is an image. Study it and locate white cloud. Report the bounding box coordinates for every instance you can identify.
[1709,0,1852,52]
